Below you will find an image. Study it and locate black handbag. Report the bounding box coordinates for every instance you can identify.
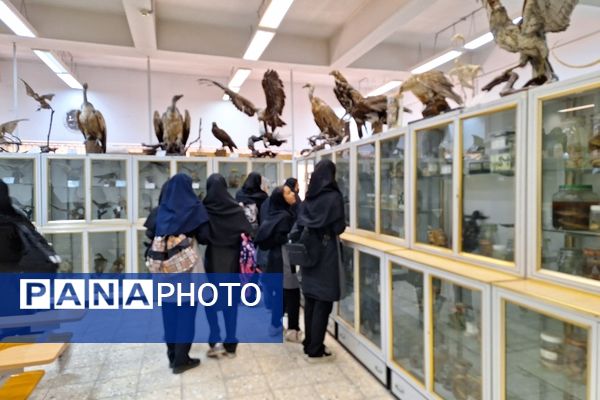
[283,227,327,268]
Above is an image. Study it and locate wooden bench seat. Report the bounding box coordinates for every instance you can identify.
[0,343,67,372]
[0,370,45,400]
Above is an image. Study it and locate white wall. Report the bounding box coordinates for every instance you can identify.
[0,59,347,154]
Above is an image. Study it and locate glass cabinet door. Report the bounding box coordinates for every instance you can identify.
[461,108,517,262]
[0,157,35,221]
[137,229,149,273]
[252,162,279,193]
[335,149,351,226]
[176,161,208,200]
[283,162,292,181]
[48,158,86,221]
[89,231,127,273]
[391,263,424,385]
[218,161,247,197]
[432,278,482,400]
[358,252,381,348]
[540,87,600,282]
[45,232,83,273]
[338,245,355,327]
[504,302,589,399]
[137,161,170,220]
[380,136,405,238]
[91,159,128,221]
[357,144,376,231]
[415,124,454,249]
[320,153,332,162]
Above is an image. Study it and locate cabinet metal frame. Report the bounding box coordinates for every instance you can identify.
[0,153,41,225]
[354,135,381,237]
[86,225,131,273]
[87,154,133,225]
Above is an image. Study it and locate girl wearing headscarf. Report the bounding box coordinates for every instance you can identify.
[145,173,209,374]
[296,160,346,361]
[235,172,268,230]
[199,174,252,358]
[255,186,301,340]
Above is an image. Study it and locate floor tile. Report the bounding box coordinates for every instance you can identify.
[225,374,271,397]
[314,381,364,400]
[272,385,320,400]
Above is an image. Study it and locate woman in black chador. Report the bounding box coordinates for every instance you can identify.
[199,173,252,358]
[296,159,346,361]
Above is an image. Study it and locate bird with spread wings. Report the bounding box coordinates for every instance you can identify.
[21,78,57,152]
[481,0,579,95]
[399,71,464,118]
[303,83,348,150]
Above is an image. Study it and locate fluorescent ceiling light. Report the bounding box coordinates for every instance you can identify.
[228,68,251,89]
[0,0,36,37]
[558,104,595,113]
[464,32,494,50]
[411,50,463,74]
[259,0,294,29]
[243,30,275,61]
[57,73,83,89]
[368,80,402,97]
[33,50,67,73]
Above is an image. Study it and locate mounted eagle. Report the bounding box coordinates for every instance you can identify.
[303,83,347,146]
[153,94,191,155]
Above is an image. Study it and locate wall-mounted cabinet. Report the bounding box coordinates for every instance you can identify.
[356,141,377,232]
[40,228,84,273]
[45,156,87,223]
[89,229,128,274]
[90,156,130,222]
[0,154,38,223]
[135,158,171,221]
[380,134,406,239]
[175,160,209,200]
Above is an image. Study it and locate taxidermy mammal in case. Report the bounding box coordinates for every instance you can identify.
[77,83,107,154]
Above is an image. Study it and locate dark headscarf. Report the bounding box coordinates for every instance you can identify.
[255,187,294,248]
[155,173,209,236]
[0,181,17,216]
[284,178,298,192]
[283,177,301,218]
[235,172,268,208]
[299,160,345,229]
[204,174,252,246]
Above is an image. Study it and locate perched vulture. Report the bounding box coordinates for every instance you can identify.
[153,94,191,155]
[303,83,346,143]
[20,79,54,111]
[212,122,238,153]
[399,71,463,118]
[199,69,286,135]
[77,83,107,154]
[481,0,579,93]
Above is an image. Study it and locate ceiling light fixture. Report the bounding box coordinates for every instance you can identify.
[464,16,522,50]
[228,68,252,89]
[243,30,275,61]
[259,0,294,29]
[0,0,36,37]
[558,104,595,113]
[57,73,83,89]
[33,50,68,73]
[367,80,402,97]
[411,50,462,74]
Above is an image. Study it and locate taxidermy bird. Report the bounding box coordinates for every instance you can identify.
[111,255,125,273]
[211,122,238,152]
[481,0,579,95]
[199,70,286,135]
[0,119,27,137]
[0,119,26,152]
[94,172,119,185]
[399,71,464,118]
[153,95,191,155]
[21,78,56,153]
[448,60,483,100]
[303,83,347,144]
[94,253,108,274]
[77,83,107,154]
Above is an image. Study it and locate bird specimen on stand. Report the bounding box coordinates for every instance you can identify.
[111,255,126,273]
[21,79,56,153]
[302,83,348,155]
[399,71,464,118]
[481,0,579,95]
[447,34,483,100]
[94,253,108,274]
[142,95,191,155]
[199,69,287,157]
[0,119,27,152]
[76,83,107,154]
[212,122,238,153]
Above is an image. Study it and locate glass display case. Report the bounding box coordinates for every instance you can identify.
[0,156,36,222]
[380,135,406,238]
[89,230,127,273]
[283,161,292,182]
[461,107,517,263]
[217,161,247,197]
[335,148,351,226]
[91,159,128,221]
[357,143,376,231]
[503,301,589,400]
[432,277,482,400]
[415,123,454,250]
[319,152,333,162]
[48,157,86,222]
[137,160,171,220]
[338,244,355,327]
[251,161,279,193]
[390,262,425,385]
[44,231,84,273]
[536,83,600,285]
[176,160,208,199]
[358,251,381,348]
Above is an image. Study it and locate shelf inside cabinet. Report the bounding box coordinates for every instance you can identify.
[542,227,600,237]
[340,233,404,252]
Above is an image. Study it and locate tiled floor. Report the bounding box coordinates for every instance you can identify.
[28,334,395,400]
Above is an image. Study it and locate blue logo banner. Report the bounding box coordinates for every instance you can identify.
[0,273,283,343]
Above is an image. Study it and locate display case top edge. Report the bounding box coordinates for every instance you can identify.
[458,97,522,121]
[340,232,404,253]
[408,109,460,131]
[0,153,39,159]
[529,69,600,100]
[494,279,600,319]
[388,249,517,284]
[38,226,86,234]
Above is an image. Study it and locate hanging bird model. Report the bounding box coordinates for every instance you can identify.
[303,83,347,145]
[481,0,579,95]
[399,71,464,118]
[0,119,27,137]
[211,122,238,153]
[153,94,191,155]
[77,83,107,154]
[0,119,26,152]
[21,79,57,152]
